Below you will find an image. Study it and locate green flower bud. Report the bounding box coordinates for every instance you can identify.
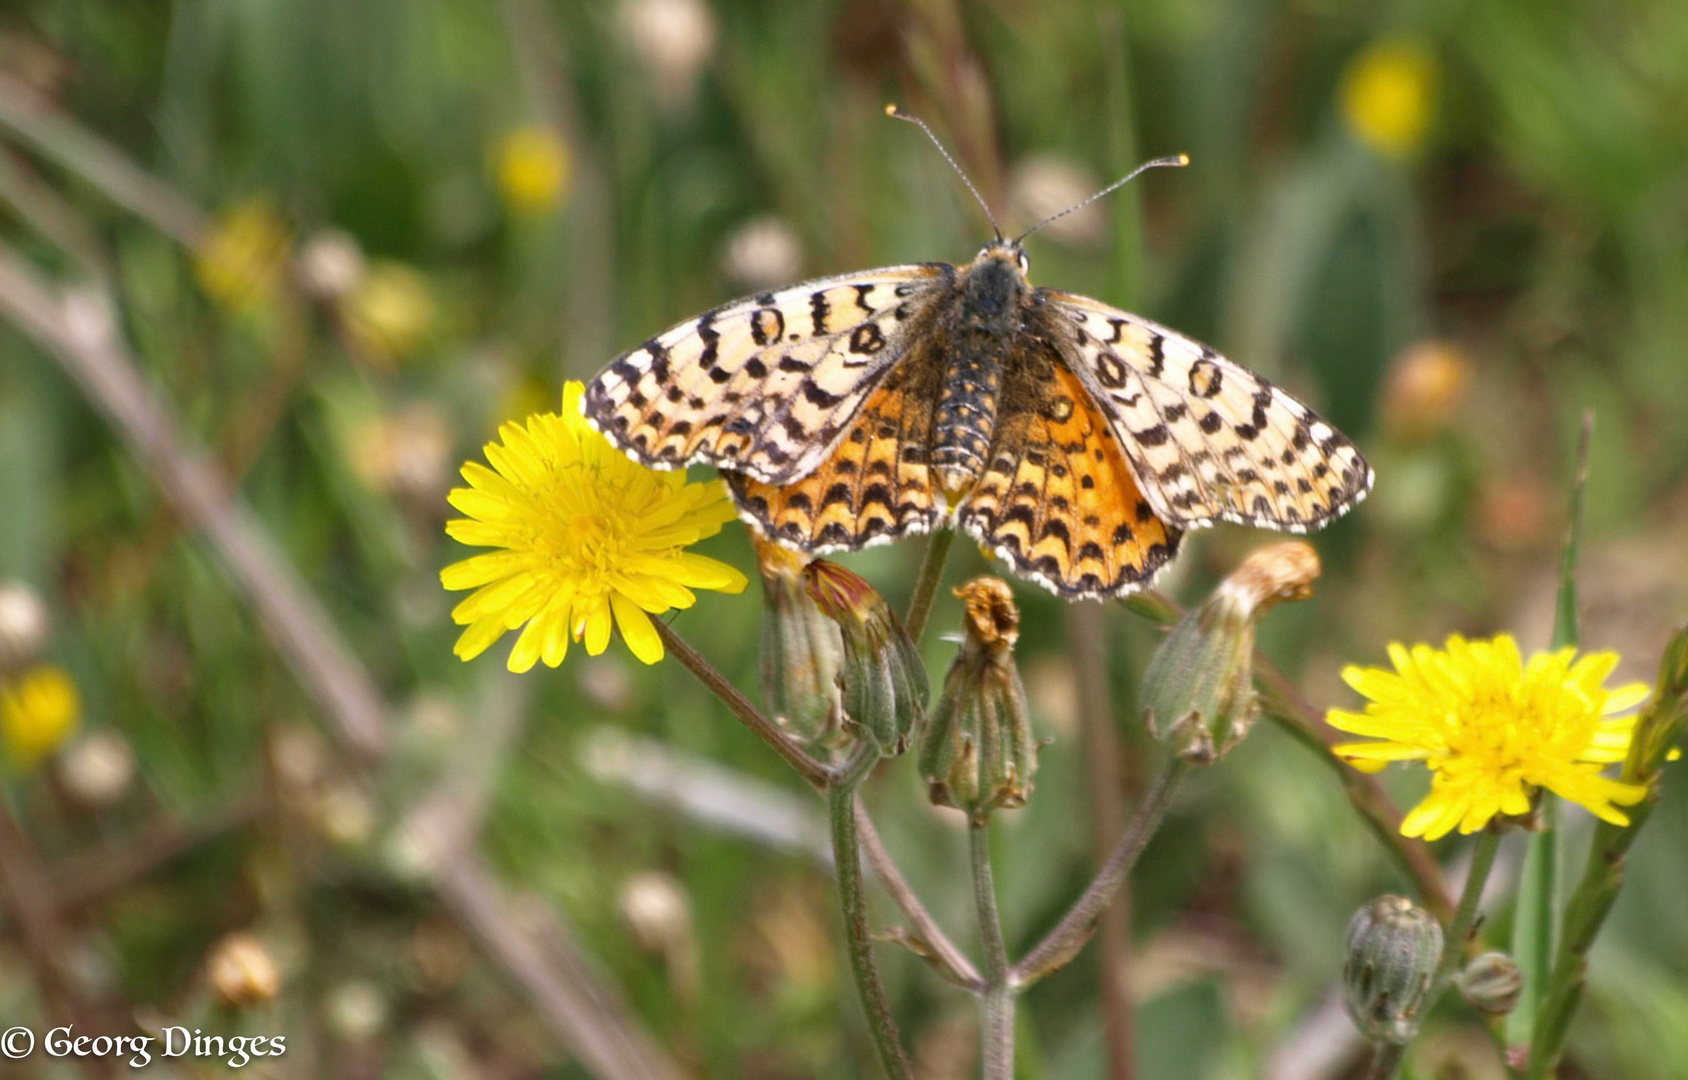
[1343,894,1443,1044]
[1456,951,1522,1015]
[803,560,926,756]
[919,578,1036,821]
[1142,542,1320,763]
[754,538,843,746]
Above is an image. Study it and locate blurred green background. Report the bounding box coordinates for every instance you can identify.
[1,0,1686,1077]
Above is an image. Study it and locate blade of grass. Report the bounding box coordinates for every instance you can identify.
[1509,411,1593,1051]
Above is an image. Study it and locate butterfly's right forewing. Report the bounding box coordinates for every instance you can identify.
[584,264,953,484]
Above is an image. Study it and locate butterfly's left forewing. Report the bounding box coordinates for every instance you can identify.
[1042,291,1372,532]
[585,264,952,485]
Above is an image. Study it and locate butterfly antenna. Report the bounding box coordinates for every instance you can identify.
[886,104,1003,241]
[1013,153,1189,245]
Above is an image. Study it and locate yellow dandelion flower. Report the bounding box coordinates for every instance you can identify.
[1339,37,1437,158]
[441,381,748,670]
[1328,634,1652,840]
[495,126,573,217]
[342,261,436,366]
[2,664,81,768]
[195,196,292,313]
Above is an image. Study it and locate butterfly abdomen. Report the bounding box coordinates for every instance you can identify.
[930,335,1005,494]
[929,246,1032,495]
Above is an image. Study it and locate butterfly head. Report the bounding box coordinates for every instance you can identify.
[961,241,1032,333]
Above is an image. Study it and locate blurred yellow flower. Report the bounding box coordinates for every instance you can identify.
[441,381,747,670]
[1329,635,1651,840]
[2,664,80,768]
[495,126,573,217]
[342,261,435,365]
[195,196,292,313]
[1340,37,1437,158]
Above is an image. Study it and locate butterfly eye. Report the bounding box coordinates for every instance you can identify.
[1016,250,1029,273]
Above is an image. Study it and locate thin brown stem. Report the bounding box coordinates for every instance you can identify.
[433,847,685,1080]
[0,72,209,247]
[1013,757,1187,987]
[657,620,831,790]
[0,250,390,761]
[857,801,983,992]
[970,821,1014,1080]
[832,743,914,1079]
[0,799,116,1079]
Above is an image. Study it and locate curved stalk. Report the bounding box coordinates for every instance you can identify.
[830,743,913,1079]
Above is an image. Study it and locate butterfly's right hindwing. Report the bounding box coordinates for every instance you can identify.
[584,264,953,484]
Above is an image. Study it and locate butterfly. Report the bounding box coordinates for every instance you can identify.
[583,120,1371,600]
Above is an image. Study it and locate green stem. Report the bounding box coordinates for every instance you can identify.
[1430,829,1502,1000]
[970,820,1014,1080]
[903,526,954,643]
[1363,1042,1405,1080]
[1012,756,1188,987]
[1364,830,1501,1080]
[830,742,912,1080]
[1526,625,1688,1078]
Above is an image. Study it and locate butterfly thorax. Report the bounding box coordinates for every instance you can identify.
[931,245,1031,496]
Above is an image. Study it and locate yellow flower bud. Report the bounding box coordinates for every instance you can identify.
[1340,37,1437,159]
[1,664,80,768]
[341,261,436,367]
[495,126,573,217]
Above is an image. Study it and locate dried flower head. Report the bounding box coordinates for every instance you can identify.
[1144,542,1321,763]
[921,578,1035,819]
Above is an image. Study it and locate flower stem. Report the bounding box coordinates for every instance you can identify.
[1129,589,1452,922]
[970,820,1014,1080]
[1012,756,1188,987]
[830,741,913,1080]
[657,621,830,790]
[903,526,954,642]
[1363,1042,1405,1080]
[1430,829,1501,998]
[1526,624,1688,1079]
[858,802,984,991]
[1362,830,1500,1080]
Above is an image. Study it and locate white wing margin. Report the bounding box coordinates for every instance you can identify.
[584,263,953,485]
[1043,290,1373,531]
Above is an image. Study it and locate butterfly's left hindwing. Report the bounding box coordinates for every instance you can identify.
[584,264,952,485]
[1041,291,1373,531]
[728,367,942,551]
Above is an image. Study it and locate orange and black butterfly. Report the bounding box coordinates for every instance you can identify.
[584,113,1371,599]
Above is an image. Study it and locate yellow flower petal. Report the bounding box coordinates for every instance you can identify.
[440,381,747,668]
[1325,633,1655,839]
[611,593,664,665]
